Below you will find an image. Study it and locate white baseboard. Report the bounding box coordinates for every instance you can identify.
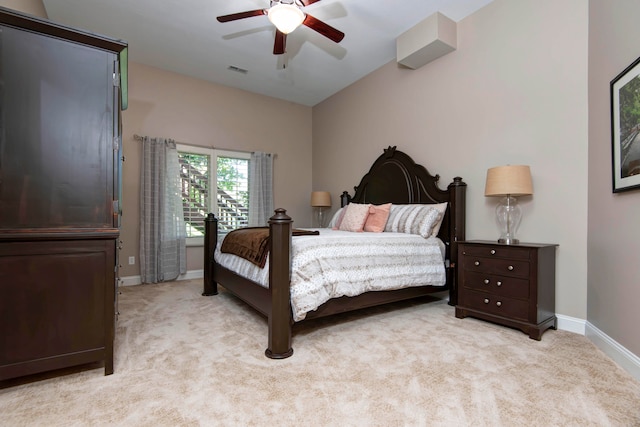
[556,314,639,381]
[556,313,586,335]
[119,269,204,287]
[586,322,640,382]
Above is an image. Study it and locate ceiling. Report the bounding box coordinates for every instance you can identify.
[41,0,493,107]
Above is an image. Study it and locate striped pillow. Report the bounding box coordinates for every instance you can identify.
[384,204,442,238]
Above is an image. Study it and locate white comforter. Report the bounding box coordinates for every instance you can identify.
[214,229,446,321]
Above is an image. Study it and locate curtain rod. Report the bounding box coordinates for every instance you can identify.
[132,134,275,156]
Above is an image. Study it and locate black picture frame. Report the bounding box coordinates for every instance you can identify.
[611,55,640,192]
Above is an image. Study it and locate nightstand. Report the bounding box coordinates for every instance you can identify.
[455,240,558,340]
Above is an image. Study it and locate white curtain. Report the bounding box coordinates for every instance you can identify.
[140,136,186,283]
[248,152,274,226]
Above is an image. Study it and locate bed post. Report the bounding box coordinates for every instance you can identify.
[265,208,294,359]
[447,177,467,306]
[340,191,352,207]
[202,213,219,296]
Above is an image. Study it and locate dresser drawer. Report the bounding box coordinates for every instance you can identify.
[459,289,529,322]
[460,244,531,260]
[460,271,530,300]
[461,256,530,278]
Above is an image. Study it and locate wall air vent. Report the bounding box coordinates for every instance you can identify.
[227,65,248,74]
[396,12,457,69]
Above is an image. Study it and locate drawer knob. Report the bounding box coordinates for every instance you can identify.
[508,265,514,271]
[490,249,496,255]
[484,298,490,304]
[483,279,489,284]
[475,261,480,266]
[496,301,502,307]
[496,281,502,287]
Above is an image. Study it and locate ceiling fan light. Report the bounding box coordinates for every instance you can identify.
[268,4,305,34]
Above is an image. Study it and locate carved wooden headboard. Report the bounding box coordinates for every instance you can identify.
[340,146,466,298]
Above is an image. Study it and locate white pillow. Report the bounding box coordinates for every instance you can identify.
[428,202,448,237]
[328,207,345,228]
[384,204,442,238]
[338,203,371,232]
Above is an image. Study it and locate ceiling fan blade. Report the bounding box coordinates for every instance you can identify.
[273,30,287,55]
[300,0,323,5]
[302,14,344,43]
[217,9,266,23]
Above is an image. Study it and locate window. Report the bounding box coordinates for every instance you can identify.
[178,145,250,244]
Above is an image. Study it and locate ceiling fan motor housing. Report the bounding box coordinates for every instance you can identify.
[270,0,304,7]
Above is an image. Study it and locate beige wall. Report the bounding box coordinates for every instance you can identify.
[0,0,46,17]
[313,0,589,320]
[121,63,313,276]
[588,0,640,357]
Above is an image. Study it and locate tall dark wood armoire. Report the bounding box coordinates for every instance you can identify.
[0,7,127,381]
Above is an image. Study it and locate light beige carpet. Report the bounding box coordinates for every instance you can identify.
[1,279,639,426]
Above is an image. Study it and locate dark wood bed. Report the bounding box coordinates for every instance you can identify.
[203,146,466,358]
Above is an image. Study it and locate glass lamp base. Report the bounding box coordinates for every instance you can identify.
[495,196,522,246]
[315,208,328,228]
[498,237,520,245]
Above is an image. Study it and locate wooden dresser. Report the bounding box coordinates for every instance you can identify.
[455,240,557,340]
[0,8,127,381]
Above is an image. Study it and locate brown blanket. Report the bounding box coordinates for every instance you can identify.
[220,227,319,268]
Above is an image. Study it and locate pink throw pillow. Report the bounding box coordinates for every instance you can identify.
[338,203,371,232]
[364,203,392,232]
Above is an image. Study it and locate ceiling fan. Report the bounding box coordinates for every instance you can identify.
[216,0,345,55]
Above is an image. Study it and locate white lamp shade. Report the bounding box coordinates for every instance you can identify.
[310,191,331,207]
[267,3,305,34]
[485,165,533,197]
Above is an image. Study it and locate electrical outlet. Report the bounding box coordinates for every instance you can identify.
[128,256,135,265]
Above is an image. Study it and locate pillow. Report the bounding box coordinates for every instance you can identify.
[329,207,345,229]
[428,202,448,237]
[338,203,371,232]
[384,204,442,238]
[363,203,392,232]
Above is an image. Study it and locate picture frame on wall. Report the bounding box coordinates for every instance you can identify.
[611,55,640,192]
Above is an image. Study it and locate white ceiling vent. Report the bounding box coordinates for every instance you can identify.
[396,12,457,70]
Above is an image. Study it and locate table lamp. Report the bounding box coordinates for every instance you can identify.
[310,191,331,228]
[484,165,533,245]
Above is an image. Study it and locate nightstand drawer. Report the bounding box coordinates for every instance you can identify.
[460,271,529,299]
[461,245,530,260]
[459,289,528,322]
[461,256,530,278]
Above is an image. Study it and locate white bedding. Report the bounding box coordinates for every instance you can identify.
[214,228,446,321]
